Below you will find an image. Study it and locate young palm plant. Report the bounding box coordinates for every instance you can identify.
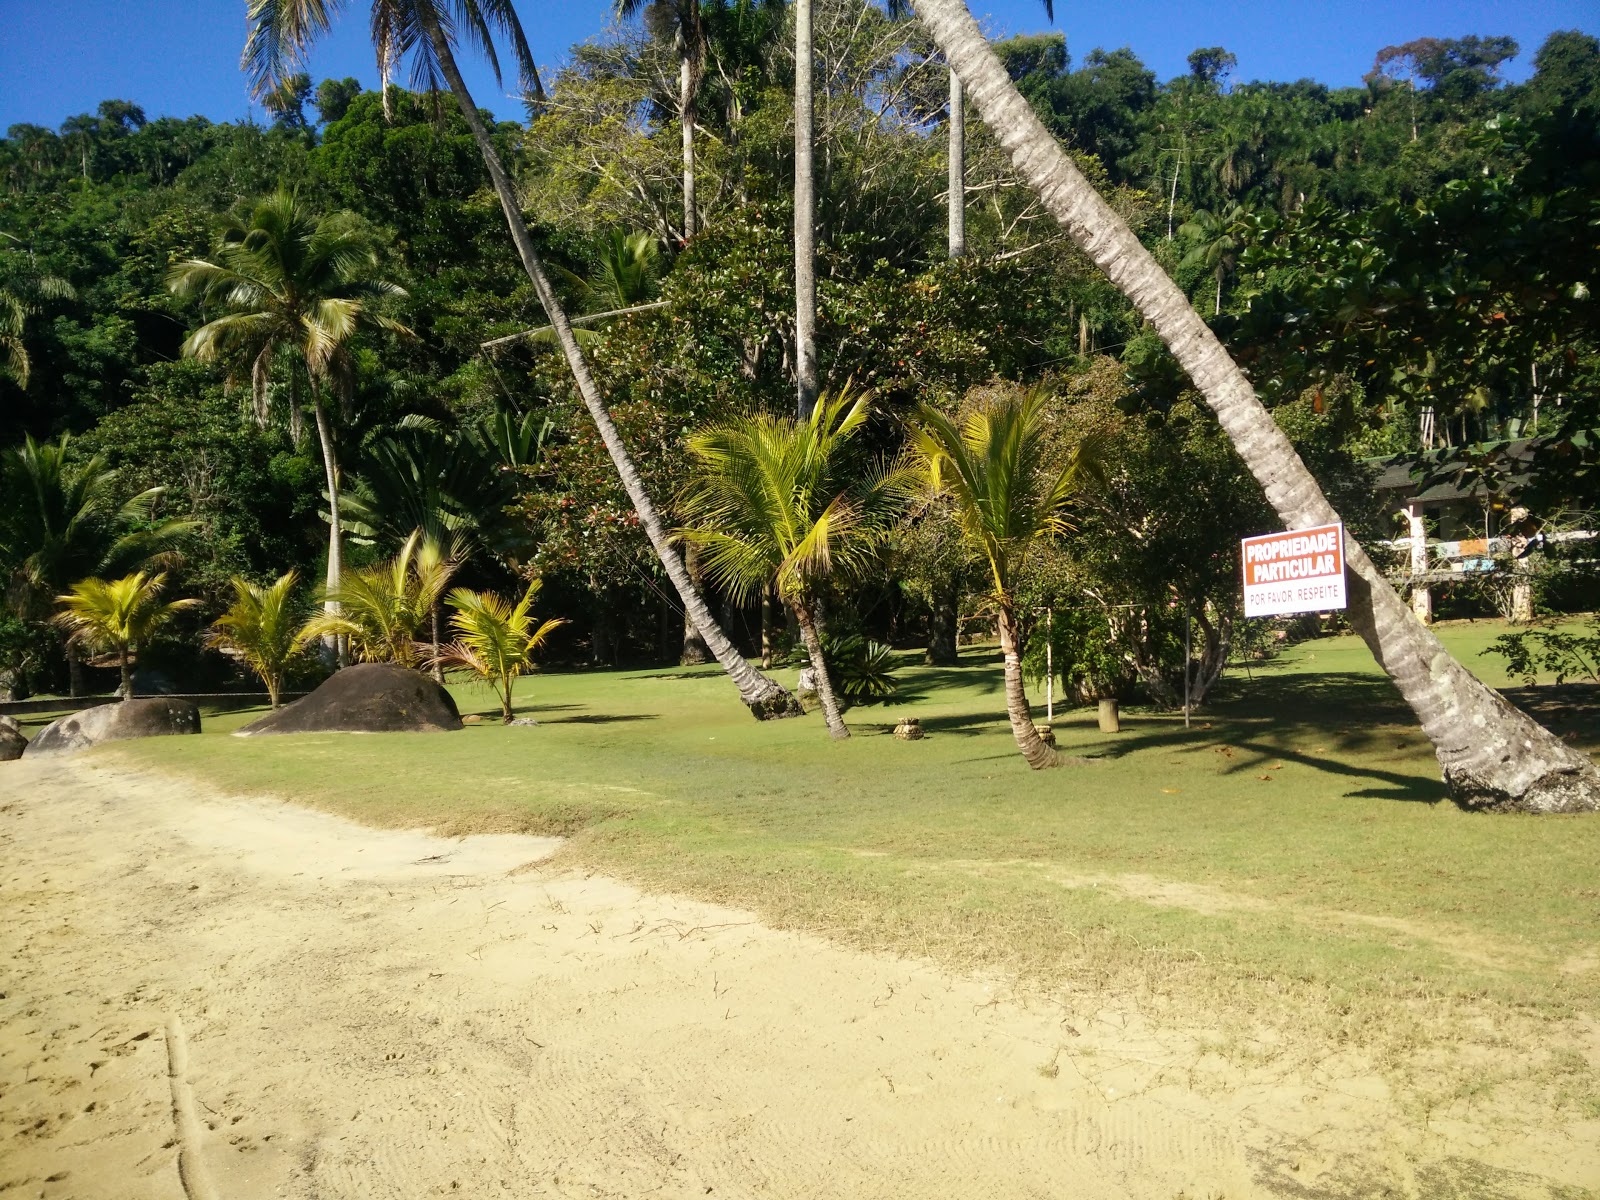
[431,581,566,724]
[300,530,459,668]
[240,0,801,722]
[206,571,310,708]
[909,389,1104,769]
[679,387,913,740]
[54,572,200,700]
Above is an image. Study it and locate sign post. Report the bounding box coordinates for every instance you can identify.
[1241,523,1348,618]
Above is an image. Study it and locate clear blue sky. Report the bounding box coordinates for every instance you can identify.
[0,1,1592,133]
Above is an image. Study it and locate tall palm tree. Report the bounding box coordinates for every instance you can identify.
[241,0,801,721]
[168,190,411,656]
[300,529,458,668]
[1,434,193,694]
[793,0,818,417]
[207,570,311,708]
[909,389,1102,769]
[55,572,200,700]
[431,580,566,723]
[614,0,707,242]
[679,387,912,739]
[908,0,1600,812]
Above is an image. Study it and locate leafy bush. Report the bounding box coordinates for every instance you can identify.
[1483,617,1600,686]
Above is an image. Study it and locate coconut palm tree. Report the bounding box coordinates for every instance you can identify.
[909,389,1103,769]
[300,529,459,668]
[615,0,707,242]
[55,572,200,700]
[679,387,912,739]
[206,570,311,708]
[168,190,410,658]
[1,434,193,694]
[908,0,1600,812]
[240,0,801,721]
[1178,205,1250,316]
[431,580,565,723]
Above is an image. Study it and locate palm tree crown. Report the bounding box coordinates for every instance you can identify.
[207,571,311,708]
[55,571,200,699]
[168,189,409,433]
[909,389,1104,605]
[432,581,566,722]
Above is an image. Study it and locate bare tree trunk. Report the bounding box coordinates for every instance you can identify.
[792,595,849,739]
[996,605,1056,769]
[421,16,801,722]
[794,0,819,419]
[310,382,345,667]
[680,54,697,241]
[925,581,958,666]
[681,544,711,665]
[947,69,965,257]
[913,0,1600,812]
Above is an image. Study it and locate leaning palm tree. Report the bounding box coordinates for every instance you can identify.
[679,387,912,739]
[300,530,458,668]
[206,570,311,708]
[908,0,1600,813]
[909,389,1103,769]
[430,580,565,723]
[167,190,411,655]
[1,434,193,693]
[55,572,200,700]
[241,0,800,721]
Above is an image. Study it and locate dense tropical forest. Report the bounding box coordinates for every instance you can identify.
[2,5,1596,728]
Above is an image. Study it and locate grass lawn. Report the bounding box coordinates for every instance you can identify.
[71,619,1600,1109]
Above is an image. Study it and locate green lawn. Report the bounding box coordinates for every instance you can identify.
[87,620,1597,1036]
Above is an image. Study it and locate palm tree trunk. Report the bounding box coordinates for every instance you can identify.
[791,595,849,740]
[947,68,965,258]
[761,585,775,669]
[119,640,132,701]
[421,17,801,722]
[310,381,345,668]
[430,600,444,684]
[793,0,819,419]
[913,0,1599,812]
[67,649,83,699]
[680,54,697,241]
[996,604,1056,769]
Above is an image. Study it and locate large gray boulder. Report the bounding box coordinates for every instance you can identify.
[25,698,202,757]
[235,663,461,736]
[0,715,25,761]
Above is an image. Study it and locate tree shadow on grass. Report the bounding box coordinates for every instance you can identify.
[540,713,658,725]
[631,669,728,681]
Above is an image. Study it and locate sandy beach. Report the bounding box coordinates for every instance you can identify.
[2,754,1594,1198]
